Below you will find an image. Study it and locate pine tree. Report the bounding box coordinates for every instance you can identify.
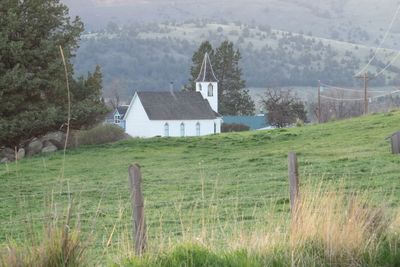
[0,0,108,146]
[70,65,108,129]
[186,41,214,91]
[214,41,255,115]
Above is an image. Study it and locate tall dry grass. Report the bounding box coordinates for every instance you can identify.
[1,181,398,266]
[289,185,395,266]
[118,182,400,266]
[0,206,87,267]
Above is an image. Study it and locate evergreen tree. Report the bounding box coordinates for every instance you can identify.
[214,41,255,115]
[0,0,108,146]
[70,65,107,129]
[187,41,255,115]
[186,41,214,91]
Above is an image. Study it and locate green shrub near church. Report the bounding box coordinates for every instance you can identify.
[76,124,127,146]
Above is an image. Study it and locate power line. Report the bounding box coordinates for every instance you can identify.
[373,51,400,78]
[320,95,364,101]
[321,83,364,93]
[355,3,400,76]
[371,89,400,99]
[320,83,386,93]
[320,88,400,102]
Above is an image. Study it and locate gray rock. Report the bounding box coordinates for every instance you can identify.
[27,138,43,156]
[0,147,15,161]
[1,157,10,164]
[17,148,25,160]
[1,147,14,156]
[41,142,58,153]
[41,131,65,142]
[41,131,66,149]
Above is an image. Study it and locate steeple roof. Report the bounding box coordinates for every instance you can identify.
[195,52,218,83]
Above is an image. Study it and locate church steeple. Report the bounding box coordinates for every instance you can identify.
[195,53,219,112]
[195,52,218,83]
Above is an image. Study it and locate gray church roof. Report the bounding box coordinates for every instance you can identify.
[137,91,218,120]
[195,52,218,83]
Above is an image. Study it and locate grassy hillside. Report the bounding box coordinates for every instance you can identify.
[1,111,400,263]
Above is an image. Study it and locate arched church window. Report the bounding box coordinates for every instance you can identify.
[208,83,213,97]
[214,122,217,134]
[196,122,200,136]
[198,83,202,91]
[180,123,185,137]
[164,123,169,137]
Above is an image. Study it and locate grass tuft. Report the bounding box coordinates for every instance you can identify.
[0,207,86,267]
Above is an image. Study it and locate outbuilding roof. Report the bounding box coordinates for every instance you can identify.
[137,91,218,120]
[195,52,218,83]
[117,105,129,117]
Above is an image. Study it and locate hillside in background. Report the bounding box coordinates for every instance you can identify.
[63,0,400,49]
[74,22,400,100]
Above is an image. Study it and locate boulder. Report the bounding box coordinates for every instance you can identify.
[41,141,58,153]
[41,131,66,149]
[1,157,10,164]
[0,147,15,161]
[65,130,79,149]
[17,148,25,160]
[26,138,43,156]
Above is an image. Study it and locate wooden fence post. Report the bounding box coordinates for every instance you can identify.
[288,152,299,215]
[128,164,146,256]
[391,132,400,154]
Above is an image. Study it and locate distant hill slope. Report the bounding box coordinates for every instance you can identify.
[63,0,400,49]
[74,22,400,99]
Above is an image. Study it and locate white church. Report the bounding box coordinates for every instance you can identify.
[124,53,222,137]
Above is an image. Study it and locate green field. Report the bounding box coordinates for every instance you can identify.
[1,111,400,264]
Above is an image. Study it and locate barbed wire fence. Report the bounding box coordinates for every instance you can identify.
[1,153,398,256]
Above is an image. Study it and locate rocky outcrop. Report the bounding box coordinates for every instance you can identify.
[41,141,58,153]
[26,138,43,157]
[0,131,72,164]
[0,147,15,163]
[41,131,66,149]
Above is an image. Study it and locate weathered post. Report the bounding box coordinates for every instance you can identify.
[288,152,299,215]
[128,164,146,255]
[390,132,400,154]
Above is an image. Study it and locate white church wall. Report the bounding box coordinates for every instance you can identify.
[157,119,218,137]
[197,82,218,113]
[125,94,221,137]
[214,118,222,134]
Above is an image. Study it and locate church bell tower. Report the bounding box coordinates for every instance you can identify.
[195,52,219,113]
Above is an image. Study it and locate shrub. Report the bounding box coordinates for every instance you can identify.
[221,123,250,132]
[295,118,304,127]
[76,124,126,146]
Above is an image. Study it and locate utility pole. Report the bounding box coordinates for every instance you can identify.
[317,80,321,123]
[355,72,369,115]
